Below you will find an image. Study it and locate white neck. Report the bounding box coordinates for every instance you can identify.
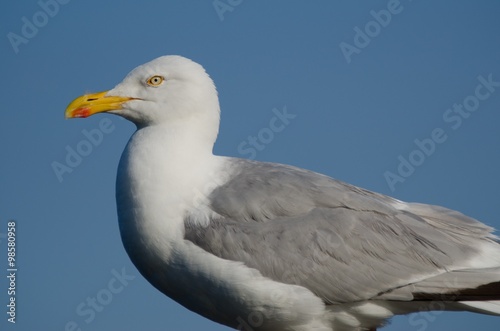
[116,122,224,264]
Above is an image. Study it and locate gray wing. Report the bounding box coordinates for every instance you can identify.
[184,159,500,304]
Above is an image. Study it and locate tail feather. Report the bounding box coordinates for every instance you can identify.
[458,301,500,316]
[412,280,500,301]
[413,277,500,316]
[379,269,500,303]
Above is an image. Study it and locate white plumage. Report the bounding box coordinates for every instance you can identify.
[66,55,500,330]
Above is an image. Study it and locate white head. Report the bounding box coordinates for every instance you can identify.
[65,55,221,146]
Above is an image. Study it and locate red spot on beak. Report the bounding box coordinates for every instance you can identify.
[72,107,91,118]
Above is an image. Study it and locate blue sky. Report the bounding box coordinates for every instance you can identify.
[1,1,500,330]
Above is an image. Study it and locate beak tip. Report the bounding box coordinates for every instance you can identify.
[65,107,91,119]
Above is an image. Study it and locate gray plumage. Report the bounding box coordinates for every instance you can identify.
[66,55,500,331]
[185,159,500,306]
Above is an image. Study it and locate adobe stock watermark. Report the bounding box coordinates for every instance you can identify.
[235,230,350,330]
[384,73,500,192]
[52,118,115,182]
[237,106,296,160]
[236,285,303,331]
[64,268,136,331]
[408,301,449,331]
[339,0,414,64]
[184,105,296,220]
[7,0,72,54]
[212,0,243,21]
[407,277,462,331]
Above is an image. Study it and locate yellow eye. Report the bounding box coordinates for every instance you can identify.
[146,75,164,86]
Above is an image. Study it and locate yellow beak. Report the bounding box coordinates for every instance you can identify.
[65,91,138,119]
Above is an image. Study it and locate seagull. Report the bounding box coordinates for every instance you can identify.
[65,55,500,331]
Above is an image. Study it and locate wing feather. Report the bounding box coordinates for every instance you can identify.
[184,159,500,304]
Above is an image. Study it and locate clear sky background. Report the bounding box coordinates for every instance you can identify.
[1,1,500,330]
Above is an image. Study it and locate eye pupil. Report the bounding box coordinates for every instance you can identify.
[147,75,164,86]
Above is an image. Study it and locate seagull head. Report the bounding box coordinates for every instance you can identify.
[65,55,221,136]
